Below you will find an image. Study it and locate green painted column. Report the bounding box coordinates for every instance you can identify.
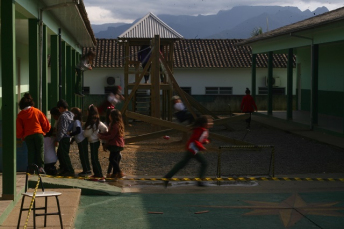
[61,41,66,99]
[311,44,319,125]
[29,19,39,102]
[1,0,16,200]
[49,35,59,126]
[76,53,81,108]
[71,49,76,107]
[66,46,72,105]
[287,48,294,120]
[251,54,257,100]
[42,25,48,115]
[267,51,273,115]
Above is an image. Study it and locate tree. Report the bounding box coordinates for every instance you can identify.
[251,27,263,37]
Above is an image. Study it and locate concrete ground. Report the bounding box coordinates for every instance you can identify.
[1,112,344,229]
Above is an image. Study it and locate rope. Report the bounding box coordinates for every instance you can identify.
[23,174,41,229]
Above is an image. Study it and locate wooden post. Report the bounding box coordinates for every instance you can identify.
[150,35,161,119]
[124,41,130,123]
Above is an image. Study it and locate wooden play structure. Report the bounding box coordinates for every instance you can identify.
[118,34,252,145]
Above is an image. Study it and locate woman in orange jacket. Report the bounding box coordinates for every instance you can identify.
[16,93,51,173]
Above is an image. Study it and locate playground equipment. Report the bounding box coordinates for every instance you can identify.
[118,34,251,145]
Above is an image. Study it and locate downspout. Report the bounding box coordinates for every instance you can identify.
[289,33,314,130]
[38,1,79,107]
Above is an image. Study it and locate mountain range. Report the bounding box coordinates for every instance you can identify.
[91,5,329,39]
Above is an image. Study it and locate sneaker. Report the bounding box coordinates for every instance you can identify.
[106,173,112,178]
[98,177,106,182]
[116,172,126,178]
[78,171,92,177]
[88,176,105,182]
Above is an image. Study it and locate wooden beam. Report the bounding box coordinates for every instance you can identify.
[151,35,160,118]
[159,52,198,119]
[213,114,250,125]
[121,54,154,114]
[126,111,189,132]
[182,91,218,117]
[126,111,252,145]
[125,129,177,144]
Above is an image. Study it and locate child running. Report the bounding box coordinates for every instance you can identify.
[83,105,107,180]
[70,107,92,177]
[163,115,213,187]
[98,109,125,179]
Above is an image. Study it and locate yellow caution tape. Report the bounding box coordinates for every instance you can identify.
[42,174,344,182]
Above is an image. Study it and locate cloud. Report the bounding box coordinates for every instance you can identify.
[86,6,132,24]
[83,0,344,24]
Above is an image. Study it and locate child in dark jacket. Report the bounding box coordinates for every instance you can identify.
[163,115,213,187]
[98,109,125,179]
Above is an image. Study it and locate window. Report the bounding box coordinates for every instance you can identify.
[205,87,232,95]
[180,87,191,95]
[258,87,285,95]
[82,87,90,95]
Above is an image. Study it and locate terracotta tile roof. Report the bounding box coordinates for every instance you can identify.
[85,39,293,68]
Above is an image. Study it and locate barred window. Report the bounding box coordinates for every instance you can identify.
[205,87,232,95]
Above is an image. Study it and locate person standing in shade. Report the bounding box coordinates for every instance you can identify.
[83,104,108,181]
[163,115,212,187]
[16,93,51,174]
[138,45,152,83]
[240,88,258,130]
[69,107,92,177]
[56,99,75,176]
[98,109,125,179]
[75,50,96,96]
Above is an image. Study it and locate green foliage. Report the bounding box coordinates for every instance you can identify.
[251,27,263,37]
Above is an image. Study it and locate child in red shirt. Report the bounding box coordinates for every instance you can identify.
[240,88,258,129]
[163,115,213,187]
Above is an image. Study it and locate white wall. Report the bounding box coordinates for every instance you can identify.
[84,69,124,94]
[85,67,296,95]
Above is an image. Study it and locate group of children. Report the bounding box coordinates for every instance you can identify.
[16,93,125,181]
[17,87,255,187]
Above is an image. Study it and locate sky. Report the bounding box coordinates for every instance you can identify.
[83,0,344,25]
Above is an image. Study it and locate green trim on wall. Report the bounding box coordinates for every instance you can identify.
[42,25,48,115]
[49,35,59,126]
[1,0,17,199]
[28,19,39,102]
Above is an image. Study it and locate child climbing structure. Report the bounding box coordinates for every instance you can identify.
[118,34,251,145]
[117,13,252,145]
